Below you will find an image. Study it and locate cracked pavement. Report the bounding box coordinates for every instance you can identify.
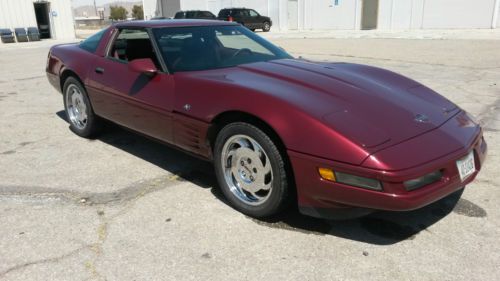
[0,36,499,280]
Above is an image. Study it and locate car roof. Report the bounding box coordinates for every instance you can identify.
[221,8,250,10]
[177,10,212,12]
[114,19,237,28]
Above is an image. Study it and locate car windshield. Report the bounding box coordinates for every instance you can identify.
[152,25,292,72]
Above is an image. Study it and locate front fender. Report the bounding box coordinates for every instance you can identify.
[173,71,369,165]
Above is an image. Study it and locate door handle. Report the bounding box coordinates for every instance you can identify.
[95,67,104,74]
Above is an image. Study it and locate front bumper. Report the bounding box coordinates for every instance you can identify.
[289,130,487,219]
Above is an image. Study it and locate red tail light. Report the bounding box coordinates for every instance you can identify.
[228,16,233,22]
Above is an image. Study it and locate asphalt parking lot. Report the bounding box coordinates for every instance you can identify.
[1,33,499,280]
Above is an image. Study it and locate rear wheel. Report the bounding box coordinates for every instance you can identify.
[214,122,289,217]
[63,77,101,138]
[262,22,271,32]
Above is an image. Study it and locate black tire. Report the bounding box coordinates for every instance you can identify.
[214,122,290,217]
[62,77,101,138]
[262,22,271,32]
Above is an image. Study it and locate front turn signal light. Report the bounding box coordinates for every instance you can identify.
[318,168,383,191]
[318,168,336,182]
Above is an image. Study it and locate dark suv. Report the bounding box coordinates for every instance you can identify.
[174,10,216,20]
[218,8,272,32]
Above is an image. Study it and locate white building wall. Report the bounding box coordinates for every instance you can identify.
[143,0,180,19]
[391,0,412,29]
[305,0,358,30]
[0,0,37,29]
[0,0,74,40]
[185,0,271,18]
[146,0,499,30]
[379,0,497,30]
[143,0,158,19]
[422,0,496,29]
[50,0,76,39]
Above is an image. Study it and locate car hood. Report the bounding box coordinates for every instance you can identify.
[237,59,459,150]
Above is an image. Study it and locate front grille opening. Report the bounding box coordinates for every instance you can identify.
[404,170,443,191]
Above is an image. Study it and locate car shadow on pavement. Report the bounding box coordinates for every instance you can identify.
[57,111,468,245]
[234,190,464,245]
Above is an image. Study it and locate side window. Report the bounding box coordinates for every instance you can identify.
[202,11,213,18]
[249,10,259,17]
[79,28,107,53]
[108,28,161,68]
[218,10,229,18]
[240,10,250,17]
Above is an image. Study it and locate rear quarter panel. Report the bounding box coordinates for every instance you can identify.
[47,44,97,92]
[46,27,113,92]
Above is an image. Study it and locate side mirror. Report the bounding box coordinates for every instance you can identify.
[129,58,158,77]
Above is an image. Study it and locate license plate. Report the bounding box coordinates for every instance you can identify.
[456,151,475,182]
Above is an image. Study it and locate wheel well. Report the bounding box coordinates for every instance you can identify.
[59,69,83,92]
[207,111,285,153]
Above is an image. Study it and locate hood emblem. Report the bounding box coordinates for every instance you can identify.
[414,113,429,123]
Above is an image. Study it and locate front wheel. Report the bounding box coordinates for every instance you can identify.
[214,122,290,217]
[63,77,101,138]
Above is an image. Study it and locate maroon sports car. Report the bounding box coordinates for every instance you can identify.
[46,20,487,219]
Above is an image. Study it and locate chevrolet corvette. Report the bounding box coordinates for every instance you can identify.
[46,20,487,219]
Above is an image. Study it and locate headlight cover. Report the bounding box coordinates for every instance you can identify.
[404,170,442,191]
[335,171,383,191]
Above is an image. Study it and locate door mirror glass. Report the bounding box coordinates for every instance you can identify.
[129,58,158,76]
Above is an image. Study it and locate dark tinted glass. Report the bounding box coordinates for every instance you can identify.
[153,25,292,72]
[174,12,184,19]
[79,28,107,53]
[218,9,230,17]
[201,11,214,18]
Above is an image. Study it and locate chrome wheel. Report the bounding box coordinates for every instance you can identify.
[65,84,88,130]
[221,134,273,206]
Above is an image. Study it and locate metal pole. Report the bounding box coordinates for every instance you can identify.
[420,0,426,29]
[94,0,98,17]
[354,0,358,30]
[492,0,500,28]
[390,0,395,29]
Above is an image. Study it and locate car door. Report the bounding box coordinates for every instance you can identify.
[87,27,175,143]
[248,10,261,29]
[238,10,252,28]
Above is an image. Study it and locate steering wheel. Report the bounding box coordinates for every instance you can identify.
[231,48,253,58]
